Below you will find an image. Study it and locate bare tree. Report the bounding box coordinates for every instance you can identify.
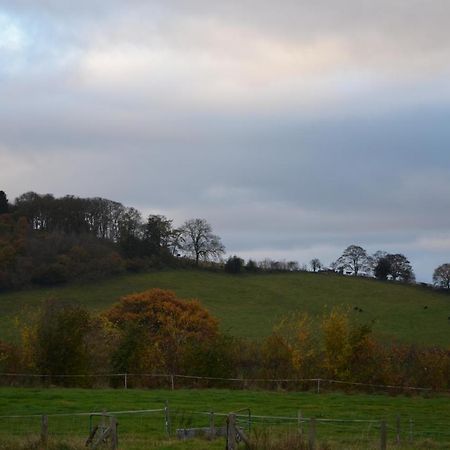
[180,218,225,265]
[310,258,322,272]
[433,263,450,289]
[335,245,371,276]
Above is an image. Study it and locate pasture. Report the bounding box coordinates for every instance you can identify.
[0,270,449,346]
[0,388,449,449]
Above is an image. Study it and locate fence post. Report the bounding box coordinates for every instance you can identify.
[380,420,387,450]
[124,373,128,390]
[298,410,303,435]
[110,417,118,450]
[164,400,171,436]
[226,414,236,450]
[209,411,215,440]
[409,418,413,443]
[396,415,401,444]
[170,374,175,391]
[316,379,321,394]
[40,414,48,446]
[308,417,316,450]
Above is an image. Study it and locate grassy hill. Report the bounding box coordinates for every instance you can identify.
[0,270,449,346]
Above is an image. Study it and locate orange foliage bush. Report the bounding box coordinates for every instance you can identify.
[105,289,219,377]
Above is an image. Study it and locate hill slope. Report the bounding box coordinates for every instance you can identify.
[0,270,449,346]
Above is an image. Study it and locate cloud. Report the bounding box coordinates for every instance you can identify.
[1,1,450,282]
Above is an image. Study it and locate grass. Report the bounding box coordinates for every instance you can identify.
[0,388,449,449]
[0,269,449,346]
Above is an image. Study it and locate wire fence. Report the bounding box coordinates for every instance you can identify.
[1,372,448,394]
[1,406,449,449]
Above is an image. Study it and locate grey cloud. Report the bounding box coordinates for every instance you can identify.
[1,1,450,282]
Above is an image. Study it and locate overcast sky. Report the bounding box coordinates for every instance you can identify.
[1,1,450,281]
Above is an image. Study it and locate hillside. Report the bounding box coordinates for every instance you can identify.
[0,270,449,346]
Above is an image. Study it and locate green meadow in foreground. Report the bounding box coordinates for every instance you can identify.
[0,270,449,346]
[0,388,449,449]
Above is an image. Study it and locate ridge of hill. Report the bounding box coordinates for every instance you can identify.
[0,270,449,346]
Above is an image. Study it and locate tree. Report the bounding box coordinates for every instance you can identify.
[386,253,414,282]
[433,263,450,289]
[373,252,415,282]
[21,299,91,378]
[105,289,219,374]
[142,215,173,257]
[0,191,9,215]
[374,257,391,281]
[335,245,371,276]
[310,258,322,272]
[180,218,225,265]
[224,255,244,274]
[245,259,258,272]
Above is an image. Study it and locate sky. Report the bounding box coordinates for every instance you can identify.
[1,1,450,281]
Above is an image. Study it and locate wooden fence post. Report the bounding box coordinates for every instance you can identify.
[164,401,171,436]
[40,414,48,446]
[110,417,118,450]
[170,374,175,391]
[227,413,236,450]
[380,420,387,450]
[209,411,215,440]
[316,379,321,394]
[298,410,303,435]
[308,417,316,450]
[124,373,128,389]
[396,415,401,444]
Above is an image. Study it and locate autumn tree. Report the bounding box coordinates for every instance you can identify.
[335,245,371,276]
[105,289,219,375]
[180,218,225,265]
[433,263,450,289]
[21,299,92,379]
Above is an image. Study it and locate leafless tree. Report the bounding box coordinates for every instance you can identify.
[180,218,225,265]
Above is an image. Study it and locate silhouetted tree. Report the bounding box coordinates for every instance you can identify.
[433,263,450,289]
[0,191,9,214]
[245,259,258,272]
[142,215,173,257]
[224,255,244,274]
[310,258,322,272]
[335,245,371,276]
[180,218,225,265]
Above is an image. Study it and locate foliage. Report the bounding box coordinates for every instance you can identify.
[335,245,371,276]
[21,300,92,378]
[433,263,450,289]
[0,191,9,215]
[224,255,244,274]
[310,258,322,272]
[105,289,219,375]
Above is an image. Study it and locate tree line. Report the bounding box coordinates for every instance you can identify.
[1,290,448,391]
[0,190,449,291]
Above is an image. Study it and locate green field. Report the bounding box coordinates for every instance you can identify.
[0,388,449,449]
[1,270,449,346]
